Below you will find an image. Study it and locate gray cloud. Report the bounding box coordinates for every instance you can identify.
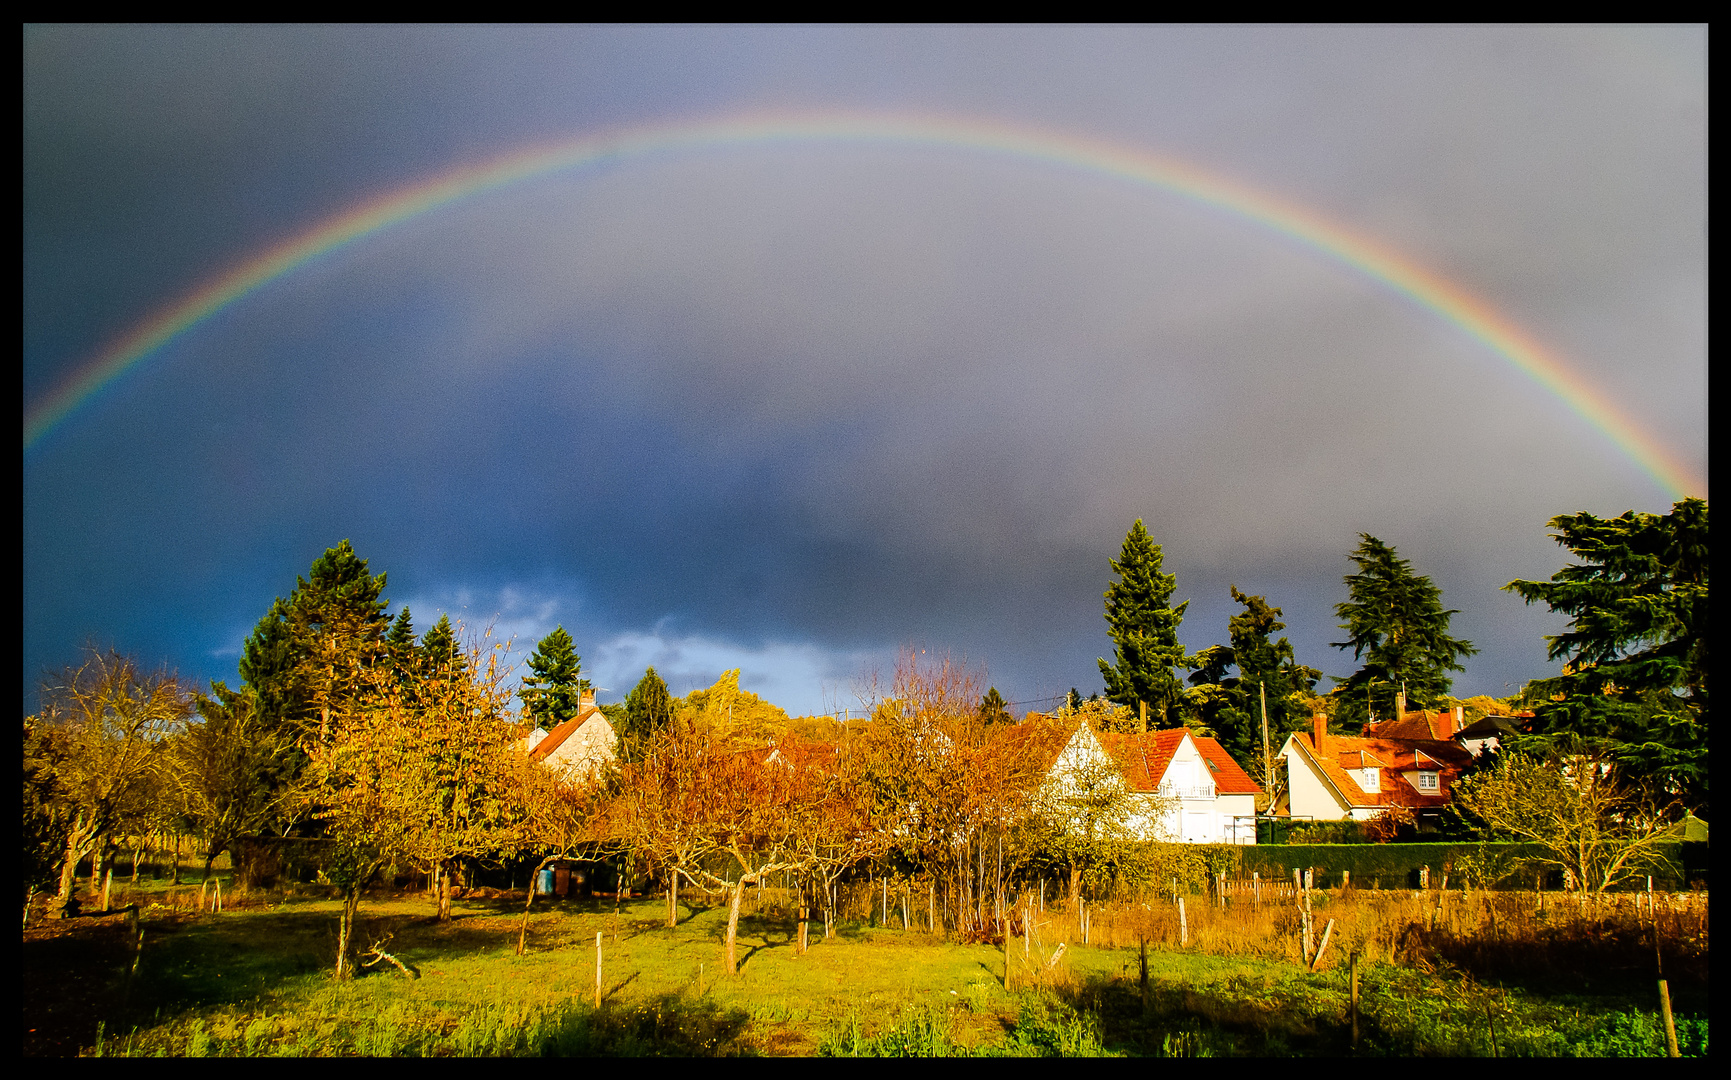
[24,26,1704,715]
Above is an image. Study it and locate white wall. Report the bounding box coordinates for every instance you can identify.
[1280,738,1350,821]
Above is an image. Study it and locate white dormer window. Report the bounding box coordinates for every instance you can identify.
[1359,768,1379,793]
[1417,771,1439,791]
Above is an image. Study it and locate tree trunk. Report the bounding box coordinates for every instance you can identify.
[667,867,680,928]
[725,877,748,975]
[169,836,181,886]
[202,852,216,884]
[438,859,453,922]
[56,835,84,906]
[336,887,362,979]
[94,843,113,903]
[56,815,102,913]
[518,856,558,956]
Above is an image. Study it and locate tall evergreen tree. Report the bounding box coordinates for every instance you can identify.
[1330,535,1475,727]
[619,666,673,757]
[1098,520,1193,726]
[238,539,390,740]
[419,615,461,677]
[978,687,1012,725]
[1503,498,1707,808]
[385,608,417,669]
[519,626,585,731]
[1186,587,1321,771]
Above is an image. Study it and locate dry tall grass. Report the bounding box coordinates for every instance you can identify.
[1023,884,1709,985]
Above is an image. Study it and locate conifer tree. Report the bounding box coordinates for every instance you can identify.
[1098,520,1193,726]
[620,666,673,757]
[978,686,1011,725]
[419,615,462,677]
[519,626,585,731]
[1330,535,1475,727]
[238,539,390,739]
[385,608,417,680]
[1503,498,1707,806]
[1185,587,1321,770]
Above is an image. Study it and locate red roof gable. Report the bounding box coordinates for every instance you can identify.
[528,704,602,762]
[1096,728,1187,792]
[1191,735,1263,795]
[1005,713,1089,776]
[1094,728,1262,796]
[1292,727,1471,809]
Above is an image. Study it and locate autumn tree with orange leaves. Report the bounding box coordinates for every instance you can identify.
[614,718,844,974]
[855,649,1049,938]
[305,626,541,974]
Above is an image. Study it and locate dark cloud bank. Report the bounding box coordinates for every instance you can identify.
[24,26,1704,713]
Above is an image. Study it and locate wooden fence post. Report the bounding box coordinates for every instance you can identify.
[1310,918,1335,971]
[1654,900,1680,1057]
[595,932,603,1008]
[1350,950,1360,1050]
[1178,897,1188,947]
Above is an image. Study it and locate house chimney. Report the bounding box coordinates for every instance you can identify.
[580,687,596,713]
[1446,705,1462,739]
[1395,687,1407,720]
[1311,713,1329,757]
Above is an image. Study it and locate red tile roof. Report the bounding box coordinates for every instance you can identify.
[1191,735,1263,795]
[1291,727,1472,809]
[1004,713,1087,775]
[1364,710,1460,741]
[1092,728,1263,796]
[528,704,602,762]
[1096,728,1188,792]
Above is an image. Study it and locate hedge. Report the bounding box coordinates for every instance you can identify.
[1234,842,1691,890]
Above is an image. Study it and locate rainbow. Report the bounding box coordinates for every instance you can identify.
[22,111,1704,498]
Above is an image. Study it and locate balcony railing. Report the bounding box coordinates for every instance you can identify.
[1158,783,1216,800]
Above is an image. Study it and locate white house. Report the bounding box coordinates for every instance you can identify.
[1277,712,1473,827]
[1036,719,1261,845]
[524,688,617,781]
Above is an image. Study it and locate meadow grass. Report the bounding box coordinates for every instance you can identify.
[29,877,1708,1057]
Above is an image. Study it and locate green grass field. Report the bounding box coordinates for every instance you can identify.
[24,879,1708,1057]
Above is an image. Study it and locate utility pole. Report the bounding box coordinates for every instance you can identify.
[1260,680,1271,793]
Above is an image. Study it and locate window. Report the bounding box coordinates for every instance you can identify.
[1417,771,1439,791]
[1359,768,1379,793]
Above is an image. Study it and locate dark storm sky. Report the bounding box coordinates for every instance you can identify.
[23,26,1706,715]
